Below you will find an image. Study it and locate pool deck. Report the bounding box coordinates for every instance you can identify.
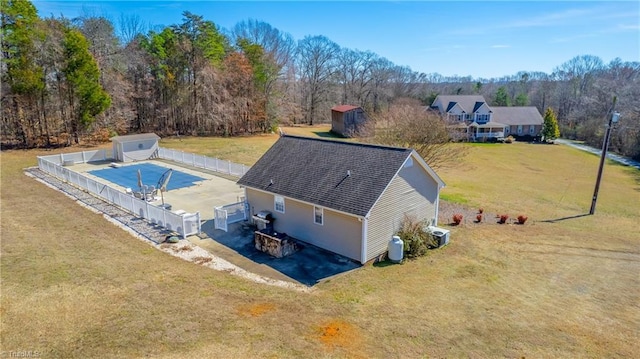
[70,160,245,220]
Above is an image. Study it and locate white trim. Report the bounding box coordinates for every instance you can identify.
[245,187,363,219]
[274,195,285,213]
[313,206,324,225]
[361,217,368,264]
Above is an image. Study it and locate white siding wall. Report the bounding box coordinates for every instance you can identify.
[246,189,363,261]
[120,140,158,162]
[366,157,439,261]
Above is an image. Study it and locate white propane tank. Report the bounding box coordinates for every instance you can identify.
[388,235,404,263]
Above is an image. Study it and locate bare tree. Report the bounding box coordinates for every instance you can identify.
[370,98,467,169]
[296,35,339,125]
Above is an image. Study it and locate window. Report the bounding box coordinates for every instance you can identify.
[274,196,285,213]
[314,206,323,225]
[517,125,523,135]
[529,125,535,135]
[475,114,490,123]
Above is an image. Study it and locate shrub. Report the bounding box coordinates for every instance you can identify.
[476,214,483,223]
[396,215,438,258]
[498,214,509,224]
[505,135,515,144]
[517,215,528,224]
[478,208,484,214]
[453,213,463,225]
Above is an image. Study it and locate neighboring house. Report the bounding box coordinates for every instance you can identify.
[111,133,160,162]
[431,95,543,140]
[237,135,445,264]
[331,105,371,137]
[431,95,493,123]
[492,107,543,137]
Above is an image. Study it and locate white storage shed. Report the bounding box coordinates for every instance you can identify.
[110,133,160,162]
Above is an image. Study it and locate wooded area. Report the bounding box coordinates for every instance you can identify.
[2,0,639,159]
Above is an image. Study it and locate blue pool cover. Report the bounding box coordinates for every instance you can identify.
[88,163,205,191]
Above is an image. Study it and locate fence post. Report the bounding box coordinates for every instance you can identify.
[145,199,149,220]
[197,212,201,235]
[228,161,231,175]
[163,206,166,228]
[82,151,87,163]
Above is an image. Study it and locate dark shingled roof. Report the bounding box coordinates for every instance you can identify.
[237,135,413,217]
[434,95,487,114]
[491,106,543,126]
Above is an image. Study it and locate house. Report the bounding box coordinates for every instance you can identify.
[431,95,493,123]
[431,95,543,140]
[331,105,372,137]
[111,133,160,162]
[491,107,543,137]
[237,135,445,264]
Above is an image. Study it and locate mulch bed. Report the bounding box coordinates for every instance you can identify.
[438,201,516,226]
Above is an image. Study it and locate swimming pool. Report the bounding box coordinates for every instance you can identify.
[88,162,205,191]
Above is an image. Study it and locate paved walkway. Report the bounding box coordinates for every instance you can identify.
[555,139,640,170]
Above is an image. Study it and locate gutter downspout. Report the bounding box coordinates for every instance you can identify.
[434,189,440,227]
[361,216,368,264]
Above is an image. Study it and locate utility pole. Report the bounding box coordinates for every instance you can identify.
[589,96,620,215]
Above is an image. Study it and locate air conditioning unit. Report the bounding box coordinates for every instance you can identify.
[428,226,450,248]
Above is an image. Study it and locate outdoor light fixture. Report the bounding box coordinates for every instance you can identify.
[612,111,620,123]
[590,100,620,215]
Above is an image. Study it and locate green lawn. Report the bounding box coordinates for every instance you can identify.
[1,130,638,358]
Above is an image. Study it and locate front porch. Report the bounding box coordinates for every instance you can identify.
[469,122,506,141]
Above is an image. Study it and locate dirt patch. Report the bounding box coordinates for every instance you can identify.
[317,319,362,349]
[237,302,276,317]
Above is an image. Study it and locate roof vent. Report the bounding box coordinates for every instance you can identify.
[347,170,351,177]
[270,179,274,185]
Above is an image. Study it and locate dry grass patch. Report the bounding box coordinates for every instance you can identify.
[236,302,277,317]
[2,137,639,358]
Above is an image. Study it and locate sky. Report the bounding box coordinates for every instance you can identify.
[32,1,640,79]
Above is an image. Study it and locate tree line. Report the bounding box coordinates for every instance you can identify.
[2,0,639,160]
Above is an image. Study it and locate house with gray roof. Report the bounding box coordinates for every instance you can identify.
[237,135,445,264]
[431,95,543,141]
[491,106,543,137]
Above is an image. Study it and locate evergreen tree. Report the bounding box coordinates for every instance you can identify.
[62,27,111,143]
[493,86,510,106]
[1,0,45,146]
[542,107,560,141]
[514,92,528,106]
